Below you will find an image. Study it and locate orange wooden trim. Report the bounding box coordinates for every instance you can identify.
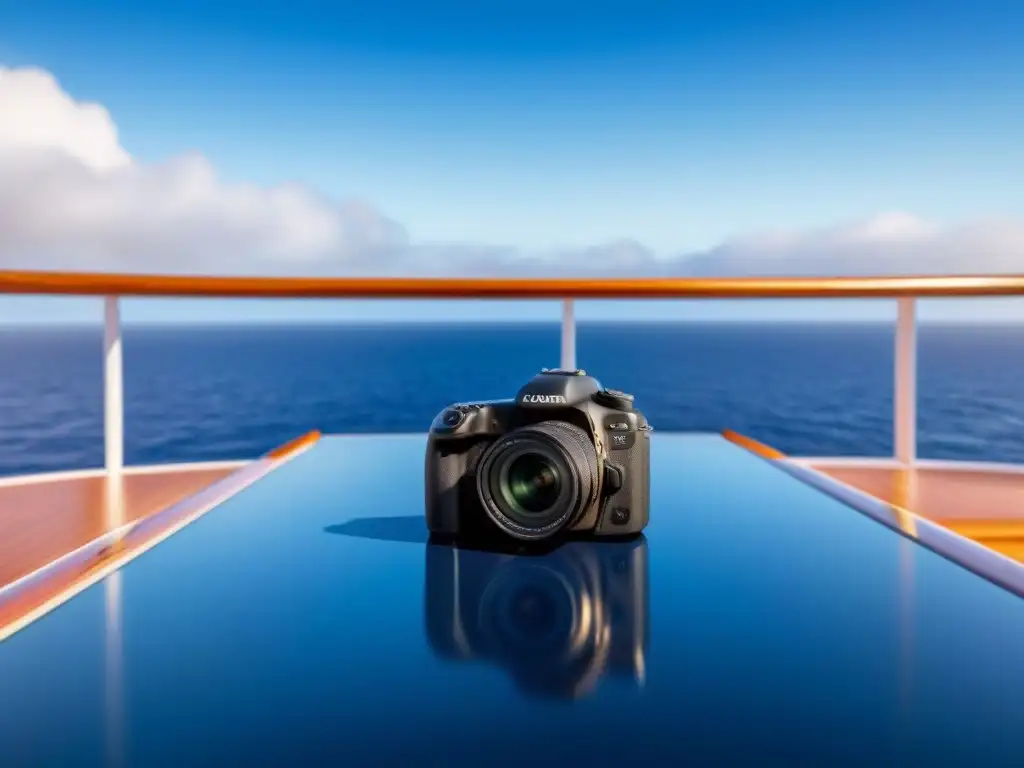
[721,429,787,460]
[264,430,321,459]
[0,459,277,641]
[0,431,320,641]
[4,271,1024,299]
[940,522,1024,541]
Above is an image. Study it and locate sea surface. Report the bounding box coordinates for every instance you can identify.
[1,322,1024,477]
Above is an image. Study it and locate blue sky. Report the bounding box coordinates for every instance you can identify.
[1,0,1023,324]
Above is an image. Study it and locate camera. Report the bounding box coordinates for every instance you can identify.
[425,368,651,544]
[424,537,649,699]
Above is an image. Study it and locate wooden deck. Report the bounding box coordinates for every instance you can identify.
[811,464,1024,562]
[0,432,321,643]
[0,466,238,589]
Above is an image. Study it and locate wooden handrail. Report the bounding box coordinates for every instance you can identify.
[2,270,1024,299]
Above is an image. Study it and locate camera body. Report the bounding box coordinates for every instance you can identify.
[425,368,651,543]
[424,536,649,699]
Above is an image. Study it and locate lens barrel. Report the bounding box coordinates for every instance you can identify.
[476,420,600,541]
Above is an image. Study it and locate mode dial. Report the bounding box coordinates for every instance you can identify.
[592,388,635,411]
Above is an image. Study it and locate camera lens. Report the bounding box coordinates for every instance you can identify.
[503,453,562,515]
[476,420,600,541]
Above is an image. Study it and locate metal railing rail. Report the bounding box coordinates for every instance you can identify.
[4,270,1024,475]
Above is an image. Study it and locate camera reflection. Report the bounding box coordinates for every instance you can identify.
[424,535,648,700]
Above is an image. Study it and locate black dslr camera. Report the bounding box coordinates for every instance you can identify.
[425,368,651,543]
[424,537,649,700]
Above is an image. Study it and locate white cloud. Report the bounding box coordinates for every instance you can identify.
[0,66,408,274]
[681,214,1024,277]
[1,64,1023,278]
[0,67,130,171]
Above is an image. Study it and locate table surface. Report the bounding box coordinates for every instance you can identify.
[2,433,1024,766]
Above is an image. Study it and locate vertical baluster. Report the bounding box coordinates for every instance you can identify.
[104,296,124,474]
[561,299,576,370]
[104,296,125,531]
[894,297,917,465]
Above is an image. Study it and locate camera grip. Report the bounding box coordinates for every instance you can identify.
[425,436,492,536]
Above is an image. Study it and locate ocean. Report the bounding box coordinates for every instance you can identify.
[1,322,1023,477]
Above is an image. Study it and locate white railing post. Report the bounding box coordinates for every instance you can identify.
[894,297,917,465]
[104,296,124,474]
[560,299,576,370]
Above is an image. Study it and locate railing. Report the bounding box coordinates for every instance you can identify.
[4,270,1024,475]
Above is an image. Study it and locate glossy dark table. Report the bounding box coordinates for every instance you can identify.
[3,434,1024,766]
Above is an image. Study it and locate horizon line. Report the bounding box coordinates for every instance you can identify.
[3,317,1024,330]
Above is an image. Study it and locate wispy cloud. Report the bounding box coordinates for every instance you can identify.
[1,65,1022,278]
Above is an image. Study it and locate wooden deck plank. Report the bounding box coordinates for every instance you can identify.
[813,465,1024,560]
[0,468,234,589]
[0,432,320,643]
